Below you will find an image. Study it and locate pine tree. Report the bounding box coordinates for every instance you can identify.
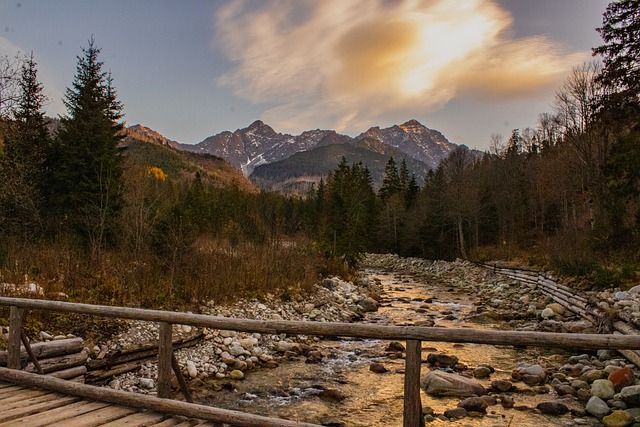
[593,0,640,124]
[379,156,401,202]
[0,53,49,240]
[47,37,124,252]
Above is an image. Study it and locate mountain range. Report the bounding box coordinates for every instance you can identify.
[128,119,471,193]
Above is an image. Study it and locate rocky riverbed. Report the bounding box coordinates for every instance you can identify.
[14,254,640,426]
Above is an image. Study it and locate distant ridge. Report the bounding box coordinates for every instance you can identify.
[127,120,477,194]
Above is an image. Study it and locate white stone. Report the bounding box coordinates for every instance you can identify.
[186,360,198,378]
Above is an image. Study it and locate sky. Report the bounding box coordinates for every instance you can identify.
[0,0,611,150]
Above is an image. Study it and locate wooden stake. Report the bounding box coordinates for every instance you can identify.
[157,322,172,399]
[7,306,24,370]
[403,340,424,427]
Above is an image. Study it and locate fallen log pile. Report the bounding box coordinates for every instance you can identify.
[0,337,87,381]
[0,328,203,385]
[479,262,640,367]
[85,331,203,384]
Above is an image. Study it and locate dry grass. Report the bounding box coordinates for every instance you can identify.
[0,234,334,310]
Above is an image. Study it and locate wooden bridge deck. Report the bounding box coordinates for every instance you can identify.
[0,381,219,427]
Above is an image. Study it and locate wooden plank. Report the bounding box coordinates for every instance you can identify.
[46,405,137,427]
[3,297,640,349]
[0,391,60,407]
[7,306,24,369]
[150,419,181,427]
[158,321,173,398]
[0,367,323,427]
[0,395,79,424]
[0,384,26,394]
[5,400,109,427]
[99,411,167,426]
[403,340,424,427]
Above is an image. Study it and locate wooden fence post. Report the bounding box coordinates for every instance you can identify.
[157,322,173,398]
[403,339,424,427]
[7,306,24,370]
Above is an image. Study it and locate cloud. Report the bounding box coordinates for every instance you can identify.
[214,0,589,134]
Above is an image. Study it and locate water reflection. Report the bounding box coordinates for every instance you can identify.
[193,271,577,426]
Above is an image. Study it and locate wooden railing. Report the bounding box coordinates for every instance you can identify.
[476,262,640,368]
[3,297,640,427]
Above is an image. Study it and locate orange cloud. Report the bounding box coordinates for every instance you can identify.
[214,0,589,134]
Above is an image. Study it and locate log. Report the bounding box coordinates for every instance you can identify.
[0,337,85,366]
[87,334,202,370]
[85,356,157,383]
[49,365,87,380]
[0,367,323,427]
[3,297,640,350]
[25,348,89,374]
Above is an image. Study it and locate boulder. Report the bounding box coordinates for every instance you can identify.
[602,410,634,427]
[490,380,514,392]
[421,370,487,397]
[619,385,640,406]
[458,396,488,413]
[369,362,388,374]
[609,367,635,392]
[591,379,616,400]
[536,401,569,416]
[426,353,459,367]
[547,303,566,315]
[586,395,611,418]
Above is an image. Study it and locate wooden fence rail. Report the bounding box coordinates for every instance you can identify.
[4,295,640,427]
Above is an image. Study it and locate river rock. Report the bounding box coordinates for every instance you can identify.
[426,353,459,367]
[186,360,198,378]
[592,379,616,400]
[386,341,405,352]
[541,307,556,319]
[582,369,608,383]
[358,297,378,313]
[609,367,635,392]
[547,303,565,315]
[458,396,488,413]
[421,371,487,397]
[619,385,640,406]
[138,377,155,389]
[319,388,346,401]
[586,395,611,418]
[501,395,515,408]
[229,370,245,380]
[369,362,388,373]
[536,401,569,415]
[473,366,492,379]
[602,410,634,427]
[515,364,546,385]
[444,407,467,419]
[491,380,514,392]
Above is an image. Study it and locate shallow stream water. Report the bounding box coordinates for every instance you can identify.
[192,269,582,426]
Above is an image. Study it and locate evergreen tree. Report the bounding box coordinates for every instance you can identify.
[593,0,640,123]
[379,156,401,202]
[0,53,49,240]
[320,158,377,267]
[47,37,124,252]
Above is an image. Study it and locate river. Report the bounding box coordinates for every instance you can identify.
[192,268,582,426]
